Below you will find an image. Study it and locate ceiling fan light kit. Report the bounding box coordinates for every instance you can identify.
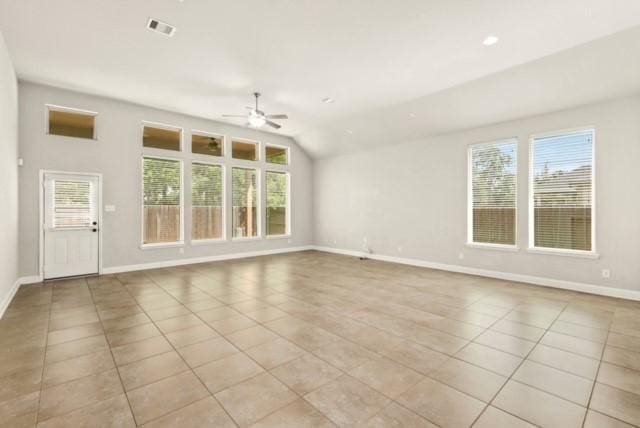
[223,92,288,130]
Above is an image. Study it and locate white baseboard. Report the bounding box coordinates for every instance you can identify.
[102,245,315,275]
[312,246,640,301]
[19,275,43,285]
[0,278,22,319]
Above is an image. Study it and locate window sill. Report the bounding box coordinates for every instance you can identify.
[266,234,291,240]
[465,242,519,252]
[527,247,600,259]
[140,242,184,250]
[232,236,261,242]
[191,238,226,246]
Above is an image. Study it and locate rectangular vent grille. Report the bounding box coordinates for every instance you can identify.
[147,18,176,37]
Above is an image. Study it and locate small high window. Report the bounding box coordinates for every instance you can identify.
[47,105,96,140]
[265,145,288,165]
[232,139,258,161]
[192,131,224,157]
[142,123,181,151]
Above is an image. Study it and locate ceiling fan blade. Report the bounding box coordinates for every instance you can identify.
[266,114,288,119]
[222,114,247,118]
[265,120,282,129]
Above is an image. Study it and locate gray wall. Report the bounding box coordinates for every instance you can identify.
[18,82,313,276]
[0,32,18,310]
[314,96,640,292]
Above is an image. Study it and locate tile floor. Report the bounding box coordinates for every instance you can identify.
[1,250,640,427]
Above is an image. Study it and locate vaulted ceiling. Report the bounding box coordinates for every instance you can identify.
[2,0,640,157]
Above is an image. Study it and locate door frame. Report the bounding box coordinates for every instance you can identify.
[39,169,104,280]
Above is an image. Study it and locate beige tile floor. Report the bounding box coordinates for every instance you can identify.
[1,250,640,427]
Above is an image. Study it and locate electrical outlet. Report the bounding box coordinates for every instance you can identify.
[458,252,464,260]
[601,269,610,278]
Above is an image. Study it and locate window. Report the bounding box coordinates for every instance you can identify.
[232,139,258,161]
[51,180,95,228]
[469,139,517,246]
[232,167,258,238]
[142,157,182,245]
[266,145,288,165]
[266,171,289,236]
[142,123,181,151]
[192,163,224,241]
[192,131,224,157]
[47,105,96,139]
[530,129,594,252]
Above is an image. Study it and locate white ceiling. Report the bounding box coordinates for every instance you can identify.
[1,0,640,157]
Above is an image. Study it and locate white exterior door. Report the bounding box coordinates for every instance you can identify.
[43,173,100,279]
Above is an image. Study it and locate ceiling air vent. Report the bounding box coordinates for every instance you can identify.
[147,18,176,37]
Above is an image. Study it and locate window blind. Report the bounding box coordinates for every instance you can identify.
[531,130,593,252]
[470,140,517,245]
[143,157,182,244]
[192,163,223,240]
[52,180,95,228]
[266,171,288,236]
[232,167,258,238]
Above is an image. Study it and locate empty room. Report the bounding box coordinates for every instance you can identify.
[1,1,640,427]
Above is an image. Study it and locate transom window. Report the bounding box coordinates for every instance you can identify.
[47,105,97,140]
[265,145,288,165]
[142,123,182,151]
[232,139,258,161]
[192,131,224,157]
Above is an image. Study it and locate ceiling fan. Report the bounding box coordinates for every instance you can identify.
[223,92,288,129]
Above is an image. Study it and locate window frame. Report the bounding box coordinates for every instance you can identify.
[191,129,226,158]
[231,138,260,162]
[231,166,261,241]
[140,154,184,249]
[265,170,291,238]
[527,127,598,258]
[45,104,98,140]
[141,120,183,152]
[466,138,519,251]
[190,160,226,245]
[265,143,290,166]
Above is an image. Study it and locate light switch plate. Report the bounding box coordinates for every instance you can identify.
[104,205,116,212]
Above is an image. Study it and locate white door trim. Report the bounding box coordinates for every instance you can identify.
[39,169,103,279]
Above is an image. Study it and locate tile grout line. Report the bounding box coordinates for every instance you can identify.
[580,323,611,428]
[468,298,570,427]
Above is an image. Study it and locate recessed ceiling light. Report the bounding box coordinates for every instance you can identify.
[322,97,335,104]
[409,113,416,118]
[147,18,176,37]
[345,130,353,135]
[483,35,499,46]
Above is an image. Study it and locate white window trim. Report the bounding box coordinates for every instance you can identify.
[265,170,291,238]
[231,166,262,240]
[191,129,226,158]
[190,160,226,243]
[140,155,184,249]
[141,120,184,152]
[45,104,99,140]
[466,138,518,249]
[231,137,260,162]
[265,143,291,166]
[528,126,597,256]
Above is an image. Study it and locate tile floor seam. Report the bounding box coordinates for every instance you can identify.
[580,327,612,428]
[34,281,54,424]
[88,278,140,427]
[470,298,570,427]
[138,275,242,427]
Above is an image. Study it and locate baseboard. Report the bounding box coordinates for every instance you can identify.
[0,278,22,319]
[312,246,640,301]
[102,245,315,275]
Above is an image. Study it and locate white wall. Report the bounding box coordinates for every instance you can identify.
[0,32,19,315]
[314,96,640,293]
[18,82,313,277]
